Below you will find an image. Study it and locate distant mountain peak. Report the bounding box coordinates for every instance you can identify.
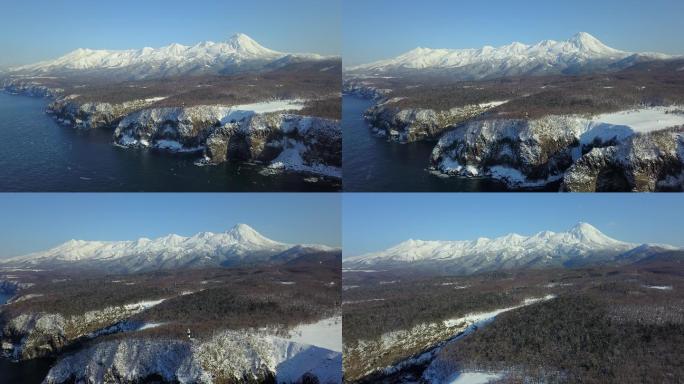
[224,33,280,56]
[342,223,678,275]
[347,32,672,79]
[0,225,335,273]
[568,32,616,53]
[7,33,328,80]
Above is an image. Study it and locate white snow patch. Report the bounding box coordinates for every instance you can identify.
[443,295,555,328]
[342,285,359,291]
[266,141,342,178]
[138,322,165,330]
[447,371,503,384]
[581,106,684,145]
[643,285,673,290]
[478,100,508,108]
[286,316,342,352]
[124,298,166,311]
[144,96,167,103]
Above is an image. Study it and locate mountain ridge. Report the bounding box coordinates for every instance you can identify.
[344,222,681,274]
[7,33,335,80]
[1,224,339,273]
[347,32,677,79]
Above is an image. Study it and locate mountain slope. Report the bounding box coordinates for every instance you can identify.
[344,223,680,274]
[1,224,337,273]
[347,32,675,79]
[8,33,331,80]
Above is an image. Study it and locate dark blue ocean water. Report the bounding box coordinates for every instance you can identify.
[0,92,339,192]
[342,95,508,192]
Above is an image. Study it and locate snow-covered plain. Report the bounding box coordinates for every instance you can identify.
[447,372,503,384]
[285,316,342,353]
[580,106,684,145]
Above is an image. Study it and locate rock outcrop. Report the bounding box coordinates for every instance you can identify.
[2,78,341,178]
[342,80,390,101]
[1,79,63,98]
[114,106,342,178]
[430,115,583,186]
[43,331,342,384]
[364,101,505,142]
[1,313,67,360]
[0,298,166,360]
[48,96,164,130]
[562,127,684,191]
[429,110,684,191]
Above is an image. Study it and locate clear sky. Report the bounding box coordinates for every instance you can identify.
[343,194,684,257]
[343,0,684,66]
[0,0,340,67]
[0,193,341,258]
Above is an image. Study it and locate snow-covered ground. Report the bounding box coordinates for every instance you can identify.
[47,326,342,384]
[478,100,508,108]
[643,285,673,290]
[447,372,503,384]
[266,140,342,178]
[286,316,342,352]
[580,106,684,145]
[123,298,166,311]
[349,295,558,383]
[443,295,556,328]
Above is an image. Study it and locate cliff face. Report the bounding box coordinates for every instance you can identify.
[1,79,63,98]
[1,313,67,360]
[342,80,390,101]
[3,80,341,178]
[0,300,163,360]
[48,96,163,130]
[42,331,342,384]
[364,102,504,143]
[429,110,684,191]
[114,106,342,178]
[562,128,684,191]
[430,115,583,187]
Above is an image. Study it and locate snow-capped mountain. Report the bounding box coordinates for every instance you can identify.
[1,224,338,273]
[344,223,680,274]
[347,32,675,79]
[8,33,331,80]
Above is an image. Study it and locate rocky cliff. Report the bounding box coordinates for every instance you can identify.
[0,298,166,360]
[364,101,505,142]
[562,127,684,191]
[43,331,342,384]
[3,79,341,178]
[1,79,63,98]
[429,109,684,191]
[47,96,164,130]
[114,106,341,178]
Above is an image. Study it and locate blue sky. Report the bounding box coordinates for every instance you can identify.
[343,194,684,257]
[343,0,684,66]
[0,0,339,67]
[0,194,341,258]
